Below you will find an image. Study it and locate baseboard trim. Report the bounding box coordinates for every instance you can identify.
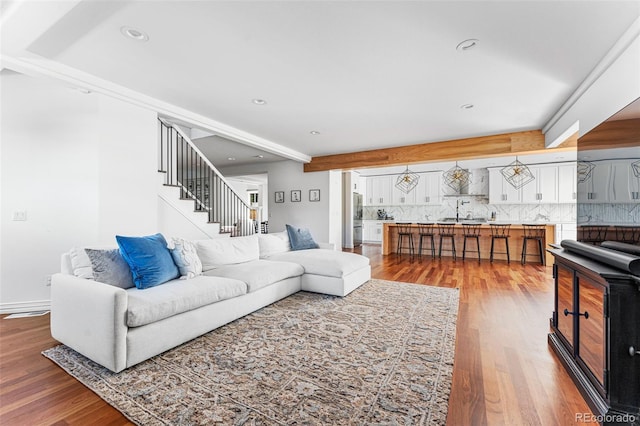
[0,300,51,314]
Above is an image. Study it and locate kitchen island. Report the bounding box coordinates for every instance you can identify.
[382,222,556,264]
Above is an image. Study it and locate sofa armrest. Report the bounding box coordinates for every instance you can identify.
[50,273,128,372]
[318,242,336,250]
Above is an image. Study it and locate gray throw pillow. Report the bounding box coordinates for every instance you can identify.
[85,248,135,289]
[286,224,320,251]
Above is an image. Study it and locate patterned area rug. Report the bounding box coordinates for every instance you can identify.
[43,279,459,425]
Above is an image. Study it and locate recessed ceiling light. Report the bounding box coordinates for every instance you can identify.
[72,87,91,95]
[456,39,478,51]
[227,157,236,161]
[310,131,320,135]
[252,99,267,105]
[460,104,474,110]
[120,26,149,42]
[254,155,264,159]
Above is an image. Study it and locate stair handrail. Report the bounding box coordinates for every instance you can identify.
[158,117,254,235]
[158,117,241,195]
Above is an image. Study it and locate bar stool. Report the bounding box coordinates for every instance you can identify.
[521,224,545,265]
[461,223,482,261]
[489,224,511,263]
[578,225,608,245]
[396,222,415,257]
[417,223,436,258]
[437,223,457,260]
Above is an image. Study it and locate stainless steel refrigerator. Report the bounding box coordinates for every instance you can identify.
[353,193,363,247]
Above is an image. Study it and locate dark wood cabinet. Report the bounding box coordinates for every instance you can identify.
[549,248,640,425]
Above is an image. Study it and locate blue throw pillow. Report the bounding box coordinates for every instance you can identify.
[286,224,319,251]
[116,233,179,289]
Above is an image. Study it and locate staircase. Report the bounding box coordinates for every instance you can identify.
[158,118,254,237]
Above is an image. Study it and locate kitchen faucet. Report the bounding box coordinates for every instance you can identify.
[456,199,470,222]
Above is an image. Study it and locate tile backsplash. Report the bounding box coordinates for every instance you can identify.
[364,199,577,223]
[578,203,640,225]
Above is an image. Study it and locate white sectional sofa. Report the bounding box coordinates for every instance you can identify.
[51,232,371,373]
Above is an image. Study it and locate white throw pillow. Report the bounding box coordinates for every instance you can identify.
[168,237,203,279]
[195,235,260,271]
[258,232,291,258]
[69,247,94,279]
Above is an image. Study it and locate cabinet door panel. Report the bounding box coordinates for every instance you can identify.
[557,265,574,351]
[558,164,577,203]
[578,164,610,203]
[577,275,605,386]
[426,173,442,205]
[538,165,559,203]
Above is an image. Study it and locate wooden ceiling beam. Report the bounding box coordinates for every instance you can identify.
[304,129,574,172]
[577,118,640,151]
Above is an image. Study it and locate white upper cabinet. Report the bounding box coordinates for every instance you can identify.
[413,172,442,205]
[365,175,392,205]
[574,159,640,203]
[364,172,441,206]
[392,175,415,205]
[607,160,640,203]
[490,162,574,204]
[520,165,559,203]
[488,168,521,204]
[578,162,611,203]
[558,163,577,203]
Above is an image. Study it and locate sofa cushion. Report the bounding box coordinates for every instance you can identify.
[195,235,259,271]
[258,232,291,258]
[116,233,179,289]
[69,247,94,279]
[85,248,135,289]
[168,237,203,279]
[126,276,247,327]
[266,249,370,278]
[204,260,303,293]
[286,224,319,251]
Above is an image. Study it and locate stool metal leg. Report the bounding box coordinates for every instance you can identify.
[451,237,456,261]
[430,236,436,257]
[506,238,510,264]
[463,237,467,261]
[490,237,495,262]
[521,238,527,265]
[438,235,443,258]
[538,238,544,265]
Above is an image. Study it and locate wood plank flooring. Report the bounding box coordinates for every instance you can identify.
[0,244,591,425]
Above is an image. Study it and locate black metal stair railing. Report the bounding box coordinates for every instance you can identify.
[158,118,254,236]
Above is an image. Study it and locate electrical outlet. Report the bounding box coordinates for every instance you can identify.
[45,275,52,287]
[12,210,27,221]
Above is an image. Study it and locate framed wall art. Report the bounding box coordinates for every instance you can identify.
[309,189,320,202]
[275,191,285,203]
[291,190,301,202]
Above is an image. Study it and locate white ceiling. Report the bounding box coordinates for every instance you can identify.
[2,1,639,161]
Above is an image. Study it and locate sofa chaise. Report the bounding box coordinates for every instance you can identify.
[51,231,371,373]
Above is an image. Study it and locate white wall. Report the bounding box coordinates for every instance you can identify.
[157,197,214,240]
[97,95,159,240]
[218,161,341,246]
[0,72,159,312]
[329,170,343,249]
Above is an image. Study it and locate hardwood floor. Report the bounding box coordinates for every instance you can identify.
[0,244,591,425]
